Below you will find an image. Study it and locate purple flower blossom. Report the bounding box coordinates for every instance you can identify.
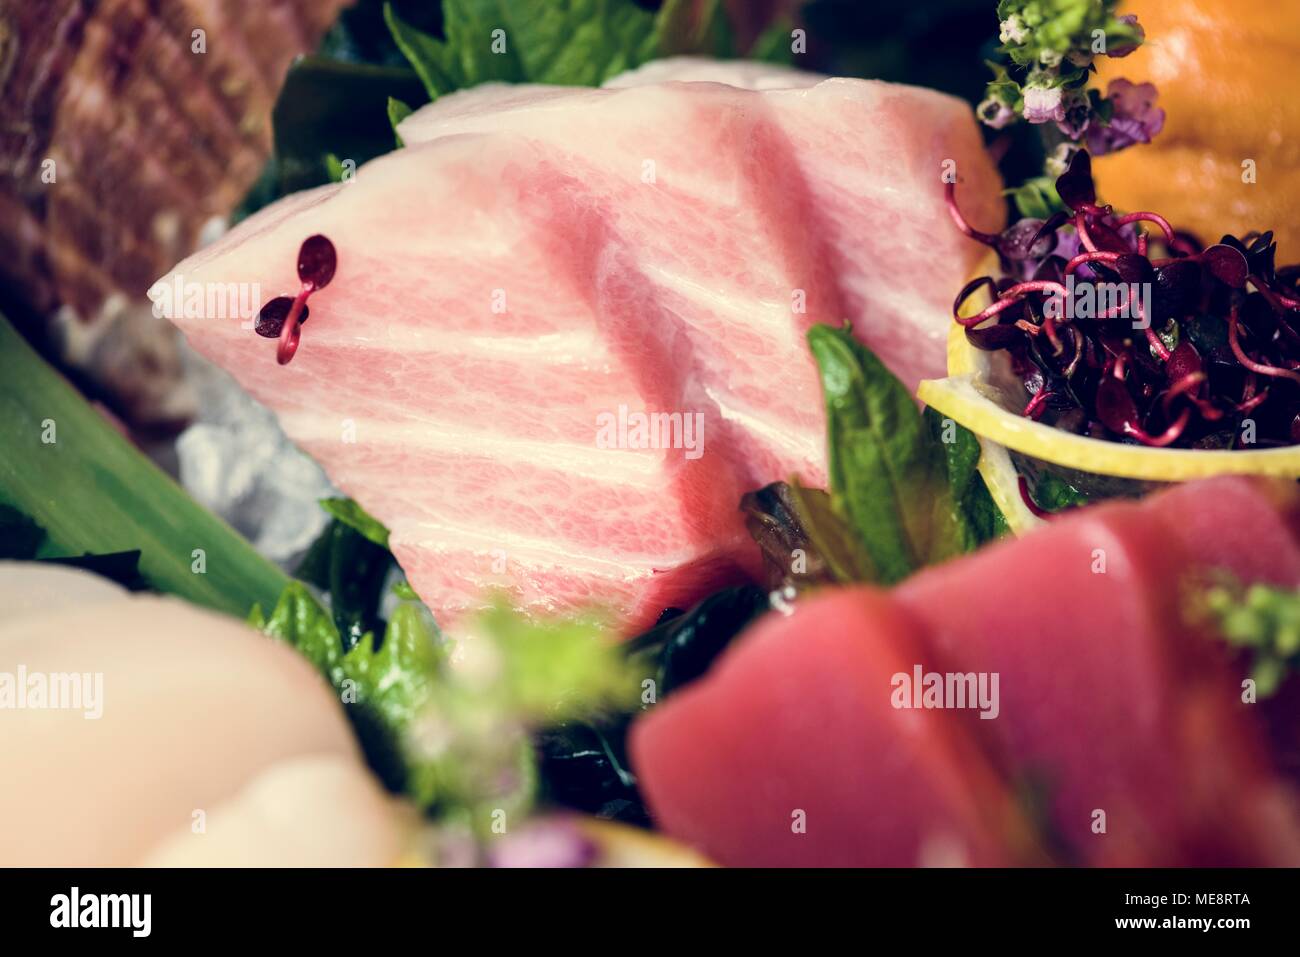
[1107,15,1145,58]
[1086,78,1165,155]
[1022,85,1065,124]
[978,96,1016,130]
[1056,88,1092,140]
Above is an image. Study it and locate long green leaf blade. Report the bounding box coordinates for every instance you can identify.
[0,315,286,617]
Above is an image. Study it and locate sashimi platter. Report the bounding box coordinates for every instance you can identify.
[3,0,1300,875]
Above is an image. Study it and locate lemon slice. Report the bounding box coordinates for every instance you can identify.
[920,279,1300,535]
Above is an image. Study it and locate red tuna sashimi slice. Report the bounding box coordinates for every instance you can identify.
[896,484,1300,865]
[628,587,1029,867]
[159,62,1002,632]
[1141,475,1300,588]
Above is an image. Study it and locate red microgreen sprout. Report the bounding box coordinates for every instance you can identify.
[252,235,337,365]
[946,150,1300,450]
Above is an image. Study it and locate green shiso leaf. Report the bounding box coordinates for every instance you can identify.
[925,407,1008,549]
[807,324,969,584]
[384,0,738,101]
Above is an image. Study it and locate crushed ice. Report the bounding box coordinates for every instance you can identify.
[175,345,335,567]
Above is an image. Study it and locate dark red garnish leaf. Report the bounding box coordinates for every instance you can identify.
[255,296,309,338]
[1096,375,1141,435]
[966,322,1024,351]
[1055,150,1095,211]
[1153,259,1201,321]
[297,234,337,289]
[1201,243,1249,288]
[998,217,1061,262]
[1087,219,1132,254]
[1111,253,1154,284]
[943,147,1300,450]
[1245,231,1278,281]
[1165,341,1202,384]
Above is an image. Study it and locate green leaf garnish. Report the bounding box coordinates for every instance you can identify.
[320,496,391,548]
[0,314,286,616]
[384,0,737,101]
[925,408,1009,549]
[297,507,396,651]
[807,324,969,584]
[1206,582,1300,698]
[253,579,635,820]
[748,20,796,65]
[1006,175,1066,220]
[1024,472,1089,513]
[387,95,413,146]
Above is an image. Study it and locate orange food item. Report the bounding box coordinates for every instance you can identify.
[1093,0,1300,256]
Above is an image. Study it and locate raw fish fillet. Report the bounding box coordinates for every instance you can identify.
[632,478,1300,865]
[159,60,1003,632]
[630,587,1025,867]
[897,480,1300,866]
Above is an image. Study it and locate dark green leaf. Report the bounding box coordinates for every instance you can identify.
[386,0,740,99]
[740,481,845,588]
[925,407,1007,549]
[785,480,880,584]
[749,20,795,64]
[540,583,768,823]
[259,581,441,793]
[0,503,45,559]
[624,583,769,696]
[1028,472,1090,513]
[300,500,396,650]
[320,496,391,548]
[265,55,427,199]
[807,324,966,584]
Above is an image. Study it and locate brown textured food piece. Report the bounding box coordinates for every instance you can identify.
[0,0,349,424]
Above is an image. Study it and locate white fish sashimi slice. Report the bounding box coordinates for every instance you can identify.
[161,60,1003,634]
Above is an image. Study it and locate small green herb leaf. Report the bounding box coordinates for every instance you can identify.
[320,496,391,548]
[1206,581,1300,698]
[808,324,967,584]
[387,96,413,146]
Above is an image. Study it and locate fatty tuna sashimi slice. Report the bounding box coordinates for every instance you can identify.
[399,58,1005,405]
[629,587,1026,867]
[897,481,1300,865]
[160,61,1002,632]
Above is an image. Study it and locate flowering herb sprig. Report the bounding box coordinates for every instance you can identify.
[979,0,1163,212]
